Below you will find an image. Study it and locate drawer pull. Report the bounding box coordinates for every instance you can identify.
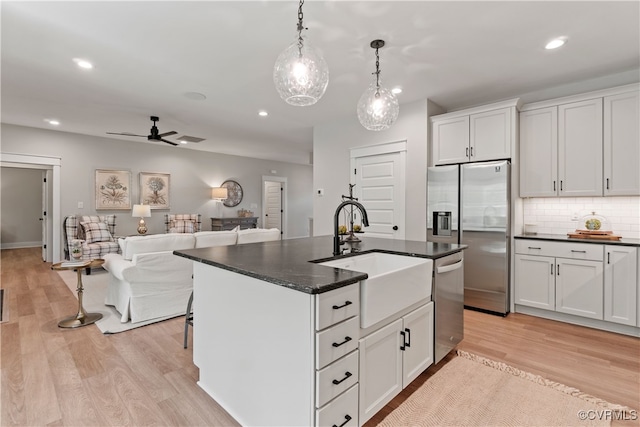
[528,247,541,250]
[332,414,352,427]
[571,250,586,253]
[332,336,352,348]
[332,371,352,385]
[332,300,353,310]
[607,252,610,264]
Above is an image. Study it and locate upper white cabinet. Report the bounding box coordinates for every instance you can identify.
[603,91,640,196]
[520,84,640,197]
[431,99,518,166]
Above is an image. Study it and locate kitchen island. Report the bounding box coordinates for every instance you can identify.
[174,236,465,427]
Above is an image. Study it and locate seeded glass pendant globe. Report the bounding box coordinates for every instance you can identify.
[273,35,329,106]
[357,78,399,131]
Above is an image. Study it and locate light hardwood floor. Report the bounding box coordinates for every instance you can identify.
[1,247,638,426]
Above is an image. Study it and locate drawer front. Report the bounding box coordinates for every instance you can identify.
[316,317,359,369]
[515,239,603,261]
[316,350,359,408]
[316,384,358,427]
[316,284,360,331]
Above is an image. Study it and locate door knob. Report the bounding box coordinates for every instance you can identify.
[393,225,398,231]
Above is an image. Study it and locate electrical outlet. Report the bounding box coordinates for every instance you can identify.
[78,202,84,209]
[571,212,579,221]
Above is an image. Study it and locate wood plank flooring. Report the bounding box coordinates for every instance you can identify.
[2,247,638,426]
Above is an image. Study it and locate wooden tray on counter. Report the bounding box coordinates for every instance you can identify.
[567,230,622,240]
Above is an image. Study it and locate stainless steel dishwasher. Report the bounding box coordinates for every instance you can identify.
[433,251,464,364]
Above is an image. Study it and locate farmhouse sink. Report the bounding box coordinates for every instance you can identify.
[319,252,433,328]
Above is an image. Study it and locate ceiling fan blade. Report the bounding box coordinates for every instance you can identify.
[158,130,177,138]
[106,132,146,137]
[161,138,178,146]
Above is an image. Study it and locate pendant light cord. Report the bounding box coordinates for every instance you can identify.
[297,0,307,55]
[374,46,381,95]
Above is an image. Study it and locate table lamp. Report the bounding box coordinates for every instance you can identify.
[132,204,151,234]
[211,187,228,218]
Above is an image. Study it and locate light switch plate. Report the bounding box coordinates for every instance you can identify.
[77,202,84,209]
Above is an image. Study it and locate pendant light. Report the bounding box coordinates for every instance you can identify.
[273,0,329,107]
[357,40,399,131]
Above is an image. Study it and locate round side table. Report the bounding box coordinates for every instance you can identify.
[52,258,104,328]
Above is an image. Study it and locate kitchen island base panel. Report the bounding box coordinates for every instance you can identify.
[193,262,315,427]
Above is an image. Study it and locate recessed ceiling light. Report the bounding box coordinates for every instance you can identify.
[73,58,94,69]
[391,87,403,95]
[545,37,567,50]
[258,111,268,117]
[184,92,207,101]
[45,119,60,125]
[180,140,188,144]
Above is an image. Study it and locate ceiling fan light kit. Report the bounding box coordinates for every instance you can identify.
[357,39,400,131]
[273,0,329,107]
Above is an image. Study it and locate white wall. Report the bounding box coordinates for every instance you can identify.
[0,167,42,248]
[313,99,444,240]
[523,197,640,239]
[1,124,313,243]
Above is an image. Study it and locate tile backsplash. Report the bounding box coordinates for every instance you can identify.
[523,197,640,239]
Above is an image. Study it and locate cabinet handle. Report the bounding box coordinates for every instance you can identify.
[607,252,610,264]
[606,178,610,190]
[557,264,560,276]
[332,301,352,310]
[332,415,352,427]
[470,146,474,157]
[405,328,411,348]
[560,180,563,191]
[332,336,352,348]
[551,264,554,275]
[553,181,556,191]
[332,371,352,385]
[466,147,469,158]
[400,331,406,351]
[528,246,541,250]
[571,250,586,253]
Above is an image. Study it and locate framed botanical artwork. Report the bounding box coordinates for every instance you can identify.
[95,169,131,210]
[139,172,170,209]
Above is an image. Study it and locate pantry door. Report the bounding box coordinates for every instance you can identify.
[351,142,406,239]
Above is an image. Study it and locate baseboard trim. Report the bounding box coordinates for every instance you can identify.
[0,242,41,250]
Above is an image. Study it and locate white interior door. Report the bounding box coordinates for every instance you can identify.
[264,180,282,233]
[352,151,405,239]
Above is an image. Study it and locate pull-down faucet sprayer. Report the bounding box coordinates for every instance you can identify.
[333,200,369,256]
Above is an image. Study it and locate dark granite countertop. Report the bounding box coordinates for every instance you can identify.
[515,233,640,247]
[174,235,466,294]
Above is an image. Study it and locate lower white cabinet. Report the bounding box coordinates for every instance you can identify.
[555,258,603,319]
[515,254,555,310]
[604,245,638,326]
[358,302,434,425]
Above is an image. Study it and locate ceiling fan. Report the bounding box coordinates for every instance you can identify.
[107,116,178,146]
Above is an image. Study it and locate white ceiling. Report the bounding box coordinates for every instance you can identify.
[2,1,639,165]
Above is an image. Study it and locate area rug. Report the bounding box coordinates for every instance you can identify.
[378,350,634,427]
[56,268,181,334]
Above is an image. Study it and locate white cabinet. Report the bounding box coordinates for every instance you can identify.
[431,100,517,166]
[603,91,640,196]
[519,85,640,197]
[515,240,604,319]
[358,302,434,425]
[604,245,638,326]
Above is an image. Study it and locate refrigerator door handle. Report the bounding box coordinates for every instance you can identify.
[436,259,464,274]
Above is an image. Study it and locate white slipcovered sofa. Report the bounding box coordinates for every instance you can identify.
[103,228,280,323]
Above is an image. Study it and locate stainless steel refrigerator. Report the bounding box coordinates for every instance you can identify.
[427,160,510,315]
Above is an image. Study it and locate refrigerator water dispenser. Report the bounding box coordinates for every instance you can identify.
[433,211,452,236]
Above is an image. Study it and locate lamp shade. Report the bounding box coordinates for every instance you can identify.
[211,187,228,200]
[132,204,151,218]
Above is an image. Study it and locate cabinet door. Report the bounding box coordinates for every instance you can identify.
[604,246,638,326]
[519,107,558,197]
[558,99,603,196]
[432,116,470,165]
[470,107,512,162]
[603,91,640,196]
[515,254,555,310]
[401,302,434,388]
[555,258,604,319]
[358,319,402,425]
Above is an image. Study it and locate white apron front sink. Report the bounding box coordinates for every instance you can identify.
[320,252,433,328]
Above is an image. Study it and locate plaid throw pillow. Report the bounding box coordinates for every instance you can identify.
[169,220,195,234]
[81,221,114,243]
